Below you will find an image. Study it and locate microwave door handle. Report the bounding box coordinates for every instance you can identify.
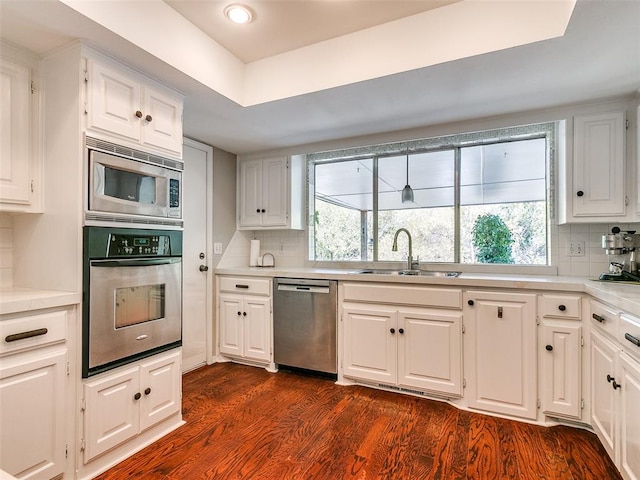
[90,258,180,267]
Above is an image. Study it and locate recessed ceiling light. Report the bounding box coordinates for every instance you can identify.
[224,4,254,24]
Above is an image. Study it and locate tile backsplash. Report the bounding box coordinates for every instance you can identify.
[0,215,13,288]
[219,221,640,278]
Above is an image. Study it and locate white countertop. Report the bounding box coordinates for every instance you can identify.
[215,266,640,318]
[0,288,81,315]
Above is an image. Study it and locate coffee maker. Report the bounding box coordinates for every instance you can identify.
[600,227,640,282]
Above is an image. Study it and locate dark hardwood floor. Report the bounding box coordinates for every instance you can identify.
[94,362,621,480]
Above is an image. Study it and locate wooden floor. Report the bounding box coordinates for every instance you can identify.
[95,362,621,480]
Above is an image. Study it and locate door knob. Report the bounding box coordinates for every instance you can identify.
[199,265,209,272]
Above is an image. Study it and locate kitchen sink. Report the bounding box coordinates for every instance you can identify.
[355,269,460,277]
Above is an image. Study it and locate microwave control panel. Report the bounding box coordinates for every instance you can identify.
[169,179,180,208]
[107,233,171,256]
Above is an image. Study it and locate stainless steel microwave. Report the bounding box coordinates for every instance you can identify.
[87,137,182,224]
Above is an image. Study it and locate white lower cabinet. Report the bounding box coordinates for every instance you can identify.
[538,293,584,420]
[539,320,582,419]
[464,290,537,420]
[591,309,640,480]
[619,352,640,480]
[341,283,463,397]
[83,348,182,463]
[0,350,66,480]
[0,306,74,480]
[217,276,272,365]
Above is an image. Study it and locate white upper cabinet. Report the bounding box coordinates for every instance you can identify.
[237,155,305,230]
[559,109,629,223]
[85,57,183,157]
[0,45,42,213]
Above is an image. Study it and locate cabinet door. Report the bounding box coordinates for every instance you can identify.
[397,309,462,396]
[261,157,288,227]
[87,59,141,142]
[573,111,626,217]
[84,365,140,462]
[238,159,262,228]
[140,86,183,155]
[465,291,537,419]
[0,350,66,480]
[219,294,244,357]
[540,321,582,419]
[243,297,271,362]
[343,305,397,384]
[619,352,640,480]
[0,58,32,207]
[590,329,619,462]
[139,349,182,431]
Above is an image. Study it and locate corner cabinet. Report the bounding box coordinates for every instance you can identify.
[84,56,183,158]
[341,283,463,398]
[0,44,42,213]
[237,155,305,230]
[538,294,584,420]
[217,276,273,367]
[464,290,537,420]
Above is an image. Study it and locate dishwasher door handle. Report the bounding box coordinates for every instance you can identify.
[277,284,330,294]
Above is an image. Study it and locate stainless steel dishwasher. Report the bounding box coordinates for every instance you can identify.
[273,277,337,374]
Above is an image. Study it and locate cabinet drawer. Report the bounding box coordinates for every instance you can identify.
[540,294,582,320]
[342,283,462,309]
[590,300,619,337]
[0,309,67,355]
[219,277,270,296]
[619,314,640,360]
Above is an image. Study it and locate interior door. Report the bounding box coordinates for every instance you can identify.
[182,139,213,372]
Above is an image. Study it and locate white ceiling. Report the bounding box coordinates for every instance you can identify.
[0,0,638,156]
[165,0,460,63]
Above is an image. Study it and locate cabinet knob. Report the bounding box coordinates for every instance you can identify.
[261,209,266,213]
[607,374,615,383]
[390,328,396,334]
[243,312,247,316]
[612,380,621,390]
[545,344,553,351]
[135,110,143,118]
[144,387,151,395]
[199,265,209,272]
[576,190,584,197]
[237,311,242,316]
[256,209,261,213]
[558,304,566,311]
[468,300,474,306]
[134,392,141,401]
[145,114,153,122]
[398,328,405,334]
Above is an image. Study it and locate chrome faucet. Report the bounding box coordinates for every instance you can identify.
[392,228,419,270]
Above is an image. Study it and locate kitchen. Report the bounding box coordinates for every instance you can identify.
[0,0,639,479]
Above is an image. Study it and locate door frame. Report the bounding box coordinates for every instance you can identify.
[183,137,214,365]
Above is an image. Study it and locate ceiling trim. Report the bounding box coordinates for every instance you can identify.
[59,0,575,107]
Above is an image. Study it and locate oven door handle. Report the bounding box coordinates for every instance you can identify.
[90,258,181,267]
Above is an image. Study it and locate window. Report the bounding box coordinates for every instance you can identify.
[308,123,553,265]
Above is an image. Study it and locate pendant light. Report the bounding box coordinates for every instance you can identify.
[401,150,414,203]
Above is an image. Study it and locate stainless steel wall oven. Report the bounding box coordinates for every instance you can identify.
[82,226,182,377]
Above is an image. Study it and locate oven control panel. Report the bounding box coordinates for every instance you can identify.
[107,233,171,256]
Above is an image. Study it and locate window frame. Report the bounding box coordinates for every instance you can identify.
[307,122,556,269]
